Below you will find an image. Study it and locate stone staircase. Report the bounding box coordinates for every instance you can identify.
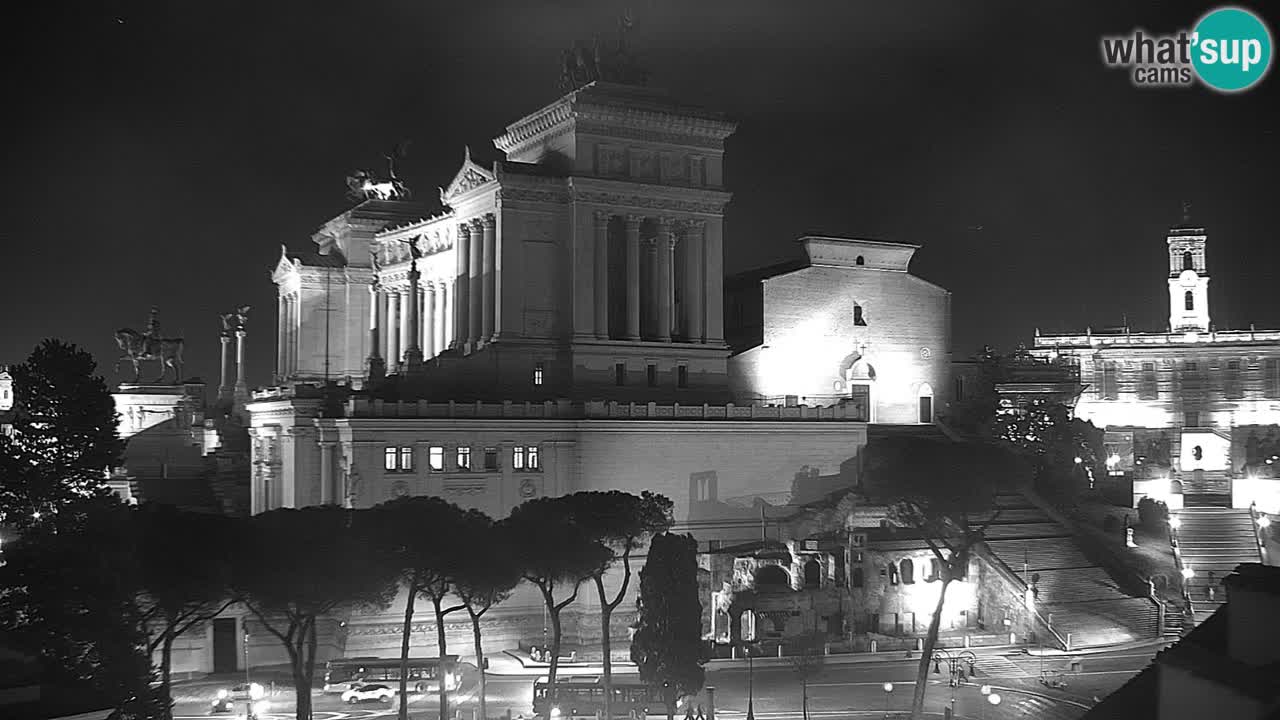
[980,494,1160,648]
[1174,506,1262,623]
[1177,469,1232,507]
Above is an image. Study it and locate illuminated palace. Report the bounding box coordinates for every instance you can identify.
[1032,218,1280,513]
[199,78,989,676]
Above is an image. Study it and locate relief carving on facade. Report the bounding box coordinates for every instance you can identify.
[572,190,727,215]
[661,153,687,182]
[632,150,657,179]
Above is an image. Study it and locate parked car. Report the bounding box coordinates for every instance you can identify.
[211,683,264,713]
[341,683,395,704]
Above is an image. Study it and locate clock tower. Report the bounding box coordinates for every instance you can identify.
[1167,221,1210,333]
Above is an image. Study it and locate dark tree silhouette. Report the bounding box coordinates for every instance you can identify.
[630,533,706,720]
[0,495,162,719]
[567,490,673,720]
[233,507,399,720]
[502,496,610,699]
[862,435,1029,720]
[136,504,239,719]
[370,496,478,720]
[0,339,124,529]
[453,512,522,720]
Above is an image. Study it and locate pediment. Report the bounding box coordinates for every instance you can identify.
[271,245,299,283]
[440,147,495,204]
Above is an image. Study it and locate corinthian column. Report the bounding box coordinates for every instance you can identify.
[468,219,484,348]
[683,219,706,343]
[625,215,642,341]
[275,295,286,381]
[219,333,233,402]
[366,283,385,382]
[234,328,248,394]
[387,291,401,364]
[481,214,497,342]
[424,283,436,358]
[403,259,423,372]
[454,224,471,350]
[438,284,450,352]
[657,218,676,342]
[594,210,610,339]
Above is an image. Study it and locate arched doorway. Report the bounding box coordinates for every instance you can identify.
[803,559,822,589]
[837,351,876,422]
[917,383,934,424]
[755,564,790,592]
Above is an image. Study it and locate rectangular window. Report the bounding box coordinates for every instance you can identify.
[1184,412,1199,428]
[456,446,471,470]
[514,445,539,471]
[1139,362,1158,400]
[1225,359,1243,399]
[1101,361,1118,400]
[428,446,445,471]
[954,376,965,402]
[1267,359,1280,398]
[677,365,688,389]
[385,446,413,472]
[484,447,498,471]
[615,362,626,386]
[526,445,539,470]
[918,396,933,424]
[533,362,544,386]
[398,447,414,472]
[384,447,397,471]
[647,364,657,387]
[513,446,525,470]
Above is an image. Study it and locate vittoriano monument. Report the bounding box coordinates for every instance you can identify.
[115,307,185,384]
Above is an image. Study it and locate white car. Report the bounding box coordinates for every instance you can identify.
[341,683,396,704]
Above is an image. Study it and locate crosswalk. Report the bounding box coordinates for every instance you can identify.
[971,654,1031,679]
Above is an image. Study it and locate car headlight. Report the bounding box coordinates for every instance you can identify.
[217,689,229,699]
[550,707,562,718]
[253,700,270,715]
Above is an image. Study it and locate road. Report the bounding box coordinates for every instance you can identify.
[173,643,1166,720]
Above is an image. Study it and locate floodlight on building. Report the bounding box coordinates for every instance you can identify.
[1074,457,1082,464]
[1258,515,1271,529]
[252,700,270,716]
[1182,566,1195,580]
[980,685,992,696]
[1169,516,1181,530]
[883,682,894,693]
[249,683,265,700]
[988,693,1002,706]
[550,707,562,718]
[1107,454,1121,468]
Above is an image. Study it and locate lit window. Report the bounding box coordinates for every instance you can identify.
[428,446,445,471]
[456,446,471,470]
[484,447,498,471]
[526,445,539,470]
[514,446,525,470]
[677,365,688,389]
[513,445,541,471]
[533,362,544,386]
[385,446,413,472]
[398,447,413,472]
[384,447,397,471]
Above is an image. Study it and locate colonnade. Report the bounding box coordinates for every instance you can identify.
[371,280,456,368]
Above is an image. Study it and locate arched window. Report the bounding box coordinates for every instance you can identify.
[900,559,915,584]
[928,558,941,582]
[852,567,865,588]
[1185,291,1194,311]
[853,305,867,326]
[855,255,865,266]
[888,564,899,586]
[755,565,789,591]
[1183,251,1194,271]
[803,559,821,589]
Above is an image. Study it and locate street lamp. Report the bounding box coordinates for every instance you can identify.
[1169,516,1182,531]
[979,685,992,720]
[1181,566,1195,580]
[883,682,894,717]
[1258,515,1272,529]
[746,645,756,720]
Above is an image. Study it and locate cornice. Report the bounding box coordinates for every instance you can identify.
[494,100,575,154]
[496,186,572,205]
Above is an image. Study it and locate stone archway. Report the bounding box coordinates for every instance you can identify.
[755,564,790,591]
[836,351,876,422]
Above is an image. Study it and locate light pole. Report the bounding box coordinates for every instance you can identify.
[746,645,755,720]
[882,682,893,718]
[979,684,991,720]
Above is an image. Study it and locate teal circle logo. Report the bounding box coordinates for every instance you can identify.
[1192,7,1273,92]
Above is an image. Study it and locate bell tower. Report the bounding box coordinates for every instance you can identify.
[1167,205,1209,333]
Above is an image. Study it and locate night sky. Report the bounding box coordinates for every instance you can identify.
[4,0,1278,392]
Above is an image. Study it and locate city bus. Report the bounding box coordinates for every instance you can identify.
[533,676,685,718]
[323,656,460,694]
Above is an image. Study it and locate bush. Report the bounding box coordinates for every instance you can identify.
[1137,498,1169,529]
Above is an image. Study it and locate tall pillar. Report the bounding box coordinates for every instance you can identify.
[424,284,436,358]
[219,333,233,401]
[366,284,385,382]
[625,215,642,341]
[594,210,610,339]
[683,219,706,343]
[285,295,296,378]
[468,218,484,347]
[387,291,401,365]
[481,214,497,341]
[319,440,335,505]
[438,284,450,353]
[647,239,660,340]
[403,261,423,372]
[399,288,414,366]
[454,224,471,350]
[234,329,248,394]
[657,218,675,342]
[275,295,286,381]
[705,218,726,344]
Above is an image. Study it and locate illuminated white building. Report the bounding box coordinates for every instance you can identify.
[1032,220,1280,512]
[236,80,953,669]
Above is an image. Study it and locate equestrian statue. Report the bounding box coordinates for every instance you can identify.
[115,307,185,384]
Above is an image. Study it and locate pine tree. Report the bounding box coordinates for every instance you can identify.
[630,533,706,720]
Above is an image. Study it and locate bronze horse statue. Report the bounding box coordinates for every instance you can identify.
[114,328,185,384]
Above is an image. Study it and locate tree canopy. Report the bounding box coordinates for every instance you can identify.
[631,532,705,720]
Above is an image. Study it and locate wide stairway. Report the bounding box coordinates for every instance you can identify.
[1177,469,1232,507]
[981,494,1160,648]
[1175,506,1262,623]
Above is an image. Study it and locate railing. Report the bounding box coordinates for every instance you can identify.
[1034,328,1280,348]
[1169,521,1196,627]
[972,542,1069,651]
[338,398,874,421]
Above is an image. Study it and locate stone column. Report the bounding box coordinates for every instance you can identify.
[593,210,610,339]
[403,262,423,371]
[366,284,385,381]
[319,440,335,505]
[438,284,450,353]
[657,218,676,342]
[234,328,248,394]
[399,287,415,367]
[275,295,286,380]
[625,215,642,341]
[285,295,296,377]
[481,214,497,342]
[219,333,233,401]
[387,291,401,365]
[424,283,436,358]
[454,224,471,350]
[705,218,726,344]
[468,219,484,347]
[683,219,706,343]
